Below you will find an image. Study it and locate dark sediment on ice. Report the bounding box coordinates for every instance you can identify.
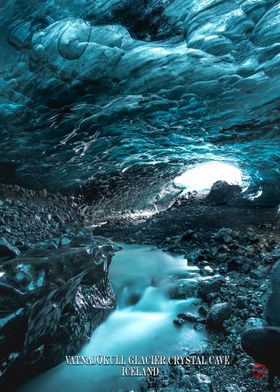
[0,184,118,390]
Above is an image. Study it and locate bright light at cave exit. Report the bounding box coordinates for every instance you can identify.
[174,161,243,192]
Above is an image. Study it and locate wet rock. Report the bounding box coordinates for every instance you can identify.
[243,317,266,332]
[264,260,280,326]
[0,237,20,259]
[177,312,199,323]
[197,276,225,301]
[214,228,234,244]
[251,266,268,279]
[206,302,232,331]
[173,318,185,327]
[207,181,242,206]
[169,280,197,299]
[0,238,119,389]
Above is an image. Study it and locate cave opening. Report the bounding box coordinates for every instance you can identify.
[173,161,244,193]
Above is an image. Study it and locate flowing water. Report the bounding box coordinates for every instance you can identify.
[20,244,208,392]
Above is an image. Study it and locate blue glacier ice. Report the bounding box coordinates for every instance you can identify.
[0,0,279,209]
[1,2,280,390]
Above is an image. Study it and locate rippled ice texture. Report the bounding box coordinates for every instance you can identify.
[0,0,279,206]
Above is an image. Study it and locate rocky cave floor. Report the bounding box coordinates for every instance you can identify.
[91,196,280,392]
[1,184,280,392]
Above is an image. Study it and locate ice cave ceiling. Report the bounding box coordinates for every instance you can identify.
[0,0,279,207]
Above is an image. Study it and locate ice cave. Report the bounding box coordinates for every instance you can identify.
[0,1,280,391]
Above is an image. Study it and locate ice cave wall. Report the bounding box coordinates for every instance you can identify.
[0,0,279,206]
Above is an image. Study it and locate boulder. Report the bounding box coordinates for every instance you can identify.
[207,181,242,206]
[243,317,266,332]
[214,228,234,244]
[206,302,232,330]
[197,276,225,300]
[263,260,280,327]
[0,237,119,390]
